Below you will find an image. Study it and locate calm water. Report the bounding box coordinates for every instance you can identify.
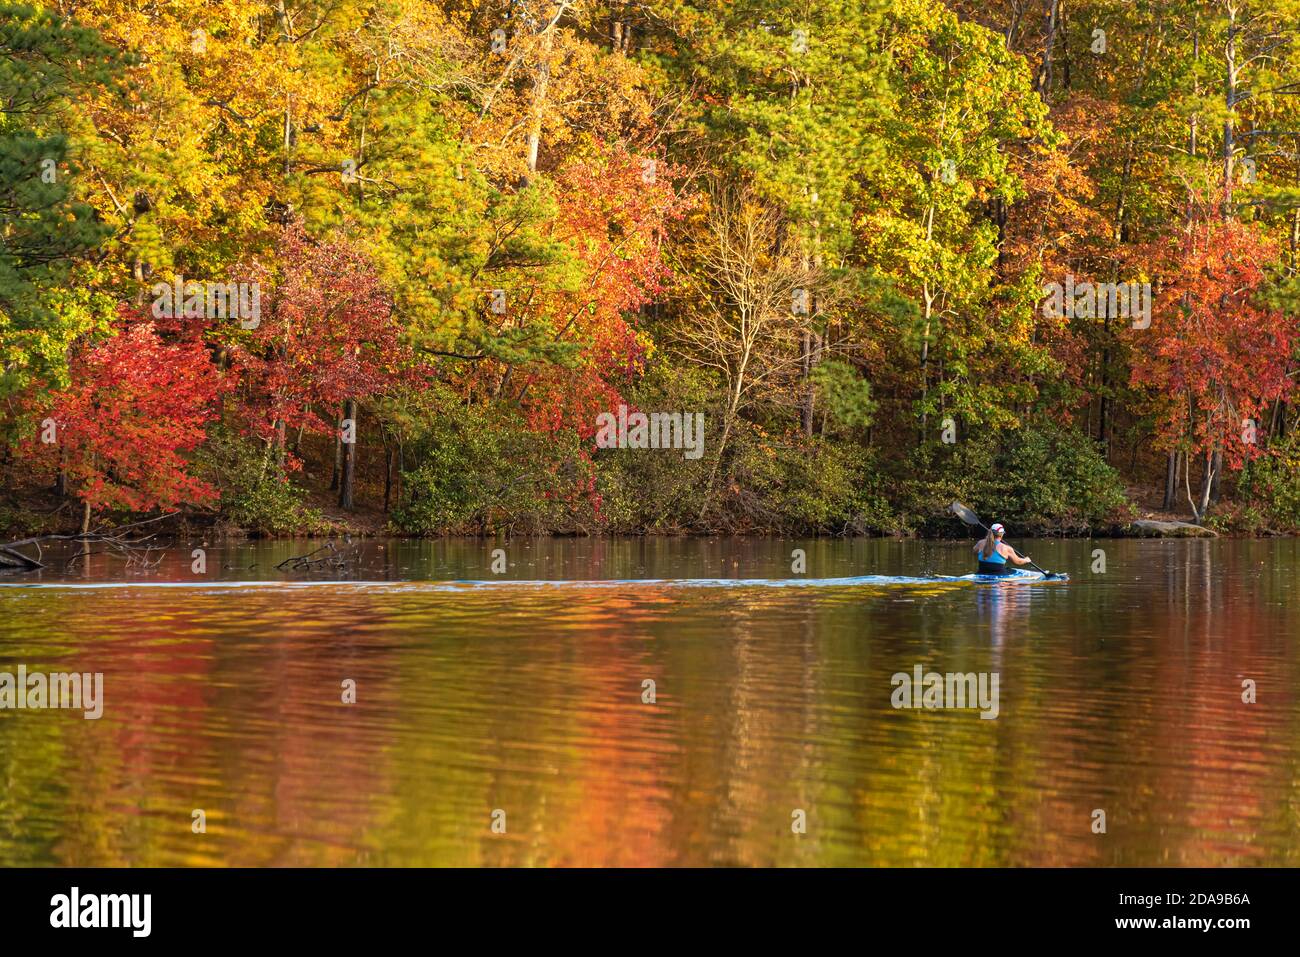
[1,537,1298,867]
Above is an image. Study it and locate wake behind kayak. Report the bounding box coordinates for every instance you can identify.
[0,570,1069,590]
[444,569,1071,588]
[440,573,1069,588]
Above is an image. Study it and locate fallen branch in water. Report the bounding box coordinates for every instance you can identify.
[0,514,176,572]
[0,544,40,571]
[275,540,360,573]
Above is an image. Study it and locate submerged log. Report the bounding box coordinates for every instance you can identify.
[0,544,45,570]
[0,515,172,571]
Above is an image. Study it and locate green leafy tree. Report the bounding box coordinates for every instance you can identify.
[0,3,119,397]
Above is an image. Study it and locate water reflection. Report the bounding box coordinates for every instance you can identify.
[0,538,1297,866]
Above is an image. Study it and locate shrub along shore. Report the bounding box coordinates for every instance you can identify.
[4,404,1297,541]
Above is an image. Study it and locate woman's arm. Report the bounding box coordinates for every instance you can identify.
[999,543,1032,565]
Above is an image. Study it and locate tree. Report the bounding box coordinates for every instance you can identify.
[673,185,821,517]
[0,3,120,398]
[511,144,685,438]
[858,0,1053,441]
[1131,219,1296,520]
[655,0,893,436]
[26,312,227,532]
[226,221,413,509]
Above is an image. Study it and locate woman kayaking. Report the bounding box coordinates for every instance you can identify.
[973,523,1035,576]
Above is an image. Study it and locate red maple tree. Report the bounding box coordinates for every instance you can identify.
[515,146,686,440]
[228,221,414,460]
[1131,219,1295,516]
[29,312,228,523]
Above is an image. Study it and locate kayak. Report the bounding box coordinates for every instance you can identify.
[956,569,1069,583]
[947,502,1067,582]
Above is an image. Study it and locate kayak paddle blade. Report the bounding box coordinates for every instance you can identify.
[950,501,983,527]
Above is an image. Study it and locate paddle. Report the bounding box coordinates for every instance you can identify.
[949,501,1061,580]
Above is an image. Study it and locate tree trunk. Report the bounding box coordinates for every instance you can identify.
[1209,448,1223,503]
[1162,450,1178,511]
[919,286,934,443]
[330,412,342,491]
[1290,206,1299,276]
[800,330,814,437]
[275,419,286,469]
[1034,0,1061,100]
[338,399,357,510]
[699,384,743,523]
[1097,349,1109,456]
[396,441,404,508]
[1189,450,1215,521]
[610,3,631,52]
[1222,11,1237,218]
[1059,0,1071,91]
[525,21,554,179]
[383,439,393,513]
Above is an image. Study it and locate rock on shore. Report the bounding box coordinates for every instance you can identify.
[1126,519,1218,538]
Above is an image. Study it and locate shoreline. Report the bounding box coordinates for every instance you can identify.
[4,524,1286,547]
[0,496,1284,549]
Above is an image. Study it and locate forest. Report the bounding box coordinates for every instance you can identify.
[2,0,1299,539]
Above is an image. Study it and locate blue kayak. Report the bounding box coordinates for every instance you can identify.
[955,569,1068,583]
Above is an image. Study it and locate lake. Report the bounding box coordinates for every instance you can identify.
[1,536,1297,866]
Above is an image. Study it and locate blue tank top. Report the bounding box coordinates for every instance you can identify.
[980,543,1007,564]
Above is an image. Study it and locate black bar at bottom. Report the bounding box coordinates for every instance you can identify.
[0,867,1279,943]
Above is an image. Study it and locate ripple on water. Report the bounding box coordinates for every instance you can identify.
[1,537,1298,865]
